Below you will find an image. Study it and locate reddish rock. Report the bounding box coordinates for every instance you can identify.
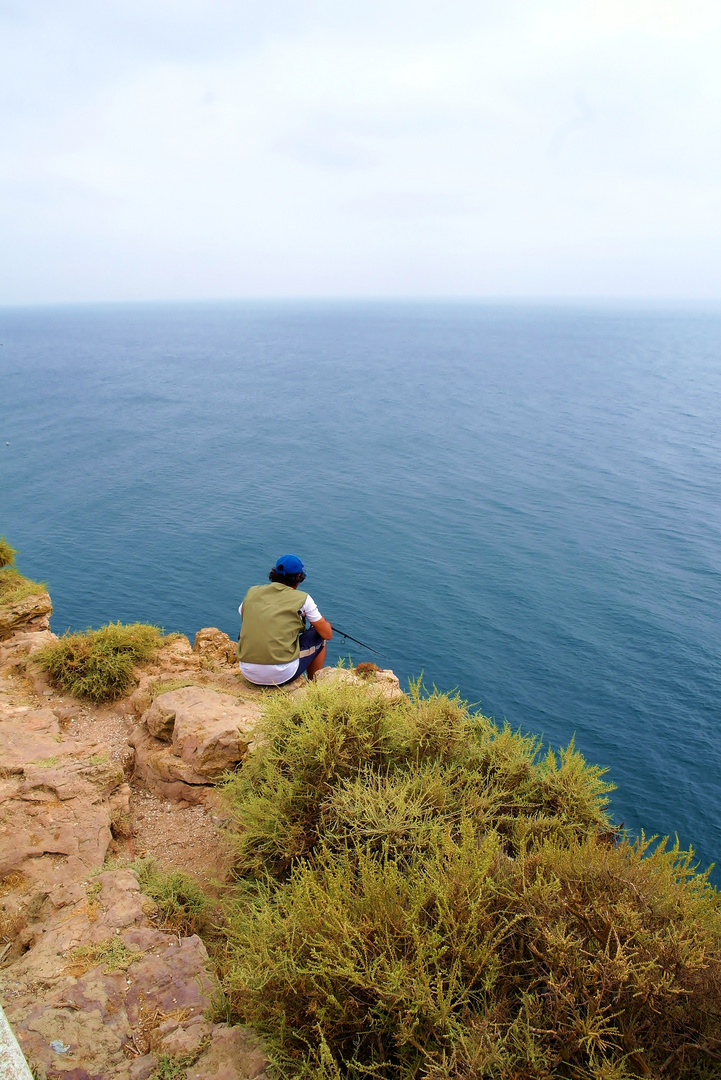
[187,1025,268,1080]
[0,612,276,1080]
[3,870,218,1080]
[0,627,57,673]
[0,737,121,881]
[128,1056,157,1080]
[315,664,404,701]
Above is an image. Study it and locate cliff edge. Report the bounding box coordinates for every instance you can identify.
[0,556,400,1080]
[3,547,720,1080]
[0,564,268,1080]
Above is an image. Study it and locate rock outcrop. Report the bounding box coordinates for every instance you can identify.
[130,687,261,805]
[315,663,404,701]
[2,868,267,1080]
[0,681,268,1078]
[0,700,123,892]
[0,590,52,640]
[0,628,57,674]
[193,628,238,667]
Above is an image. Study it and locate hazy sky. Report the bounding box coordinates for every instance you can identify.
[2,0,720,303]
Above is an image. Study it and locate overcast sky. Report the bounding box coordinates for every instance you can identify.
[2,0,720,303]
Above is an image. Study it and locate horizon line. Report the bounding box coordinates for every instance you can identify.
[2,294,721,311]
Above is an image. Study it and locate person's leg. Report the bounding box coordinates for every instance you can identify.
[306,643,326,680]
[292,627,327,681]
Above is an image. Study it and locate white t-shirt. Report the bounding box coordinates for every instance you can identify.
[238,593,322,685]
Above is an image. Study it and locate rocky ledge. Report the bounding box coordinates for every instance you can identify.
[0,611,271,1079]
[0,586,401,1080]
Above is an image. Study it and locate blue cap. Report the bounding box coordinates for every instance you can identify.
[275,554,305,575]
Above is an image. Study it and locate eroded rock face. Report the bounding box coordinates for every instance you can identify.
[172,699,255,778]
[144,697,177,741]
[0,628,57,674]
[2,869,267,1080]
[0,590,53,640]
[130,687,261,803]
[128,726,211,805]
[153,634,196,669]
[122,637,201,715]
[187,1025,269,1080]
[0,705,121,884]
[193,627,238,668]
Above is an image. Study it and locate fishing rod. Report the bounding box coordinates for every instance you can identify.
[331,625,379,654]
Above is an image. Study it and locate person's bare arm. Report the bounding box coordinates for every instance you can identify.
[309,616,333,640]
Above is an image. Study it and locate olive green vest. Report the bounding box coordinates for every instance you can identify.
[238,583,309,665]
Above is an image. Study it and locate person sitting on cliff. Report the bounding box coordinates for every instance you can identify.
[237,554,333,686]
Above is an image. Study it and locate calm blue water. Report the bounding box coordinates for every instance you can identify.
[2,301,720,883]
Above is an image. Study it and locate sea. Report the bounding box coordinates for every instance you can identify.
[1,300,720,884]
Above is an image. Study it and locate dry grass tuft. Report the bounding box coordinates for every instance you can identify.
[354,662,378,680]
[0,566,47,604]
[0,537,47,600]
[0,871,26,899]
[130,1001,193,1056]
[148,678,197,700]
[65,936,142,976]
[36,622,165,701]
[0,537,17,569]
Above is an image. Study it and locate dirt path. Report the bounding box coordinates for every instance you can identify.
[59,698,231,883]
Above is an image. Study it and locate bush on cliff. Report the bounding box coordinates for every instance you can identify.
[0,536,46,604]
[37,621,164,701]
[0,536,17,569]
[220,679,721,1080]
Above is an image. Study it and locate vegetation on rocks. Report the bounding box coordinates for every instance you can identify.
[134,857,215,937]
[0,536,17,569]
[150,1054,198,1080]
[219,679,721,1080]
[0,536,46,603]
[149,676,197,700]
[66,936,141,976]
[36,621,165,701]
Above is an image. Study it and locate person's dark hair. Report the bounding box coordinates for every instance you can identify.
[269,567,306,587]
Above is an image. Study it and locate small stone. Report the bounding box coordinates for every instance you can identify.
[187,1025,268,1080]
[129,1054,158,1080]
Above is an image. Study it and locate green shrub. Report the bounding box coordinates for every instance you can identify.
[0,566,47,604]
[0,538,46,603]
[134,858,214,937]
[220,679,721,1079]
[0,536,17,569]
[222,679,612,880]
[150,1056,192,1080]
[36,621,164,701]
